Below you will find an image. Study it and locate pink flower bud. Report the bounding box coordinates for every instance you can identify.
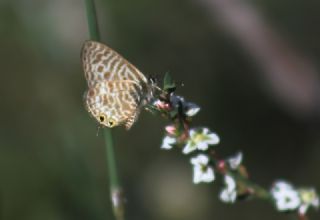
[217,160,226,173]
[154,100,171,110]
[165,125,176,135]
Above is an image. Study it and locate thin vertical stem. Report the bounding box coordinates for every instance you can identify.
[104,129,125,220]
[84,0,100,41]
[84,0,125,220]
[104,129,119,188]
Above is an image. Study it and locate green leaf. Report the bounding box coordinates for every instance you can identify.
[163,72,176,91]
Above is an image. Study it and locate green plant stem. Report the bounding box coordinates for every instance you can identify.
[84,1,124,220]
[84,0,100,41]
[103,129,119,187]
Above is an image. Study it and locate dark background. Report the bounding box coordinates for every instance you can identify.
[0,0,319,219]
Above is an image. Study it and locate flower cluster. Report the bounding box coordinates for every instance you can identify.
[271,181,319,216]
[152,73,319,219]
[161,127,219,153]
[218,152,244,203]
[161,126,219,183]
[154,83,220,184]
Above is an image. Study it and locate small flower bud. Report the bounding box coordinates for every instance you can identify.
[154,100,171,111]
[165,125,176,135]
[217,160,226,173]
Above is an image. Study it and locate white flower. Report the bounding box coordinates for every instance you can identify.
[220,175,237,203]
[185,102,200,117]
[271,181,301,211]
[161,136,176,150]
[227,152,243,170]
[183,128,220,154]
[298,188,319,215]
[190,154,215,184]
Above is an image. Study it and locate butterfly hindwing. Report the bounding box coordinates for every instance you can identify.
[84,80,144,128]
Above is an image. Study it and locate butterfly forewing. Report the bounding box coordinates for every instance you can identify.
[81,40,152,129]
[81,41,148,88]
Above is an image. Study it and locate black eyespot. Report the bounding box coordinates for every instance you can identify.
[99,115,105,122]
[108,120,114,126]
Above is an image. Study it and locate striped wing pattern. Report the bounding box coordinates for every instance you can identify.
[81,40,149,129]
[81,41,148,88]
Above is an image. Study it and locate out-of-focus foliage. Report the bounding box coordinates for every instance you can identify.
[0,0,319,219]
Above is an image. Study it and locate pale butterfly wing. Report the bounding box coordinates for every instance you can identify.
[81,40,148,88]
[81,40,151,129]
[84,80,144,129]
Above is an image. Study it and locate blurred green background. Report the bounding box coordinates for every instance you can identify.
[0,0,319,219]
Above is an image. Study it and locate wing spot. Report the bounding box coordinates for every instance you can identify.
[96,53,103,60]
[88,90,95,97]
[108,82,114,91]
[97,65,104,72]
[104,72,111,79]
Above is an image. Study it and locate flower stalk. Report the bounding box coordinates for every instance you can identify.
[84,0,125,219]
[152,73,319,219]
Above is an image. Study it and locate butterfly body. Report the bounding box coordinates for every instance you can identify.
[81,40,154,129]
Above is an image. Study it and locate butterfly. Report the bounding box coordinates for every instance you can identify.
[81,40,156,129]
